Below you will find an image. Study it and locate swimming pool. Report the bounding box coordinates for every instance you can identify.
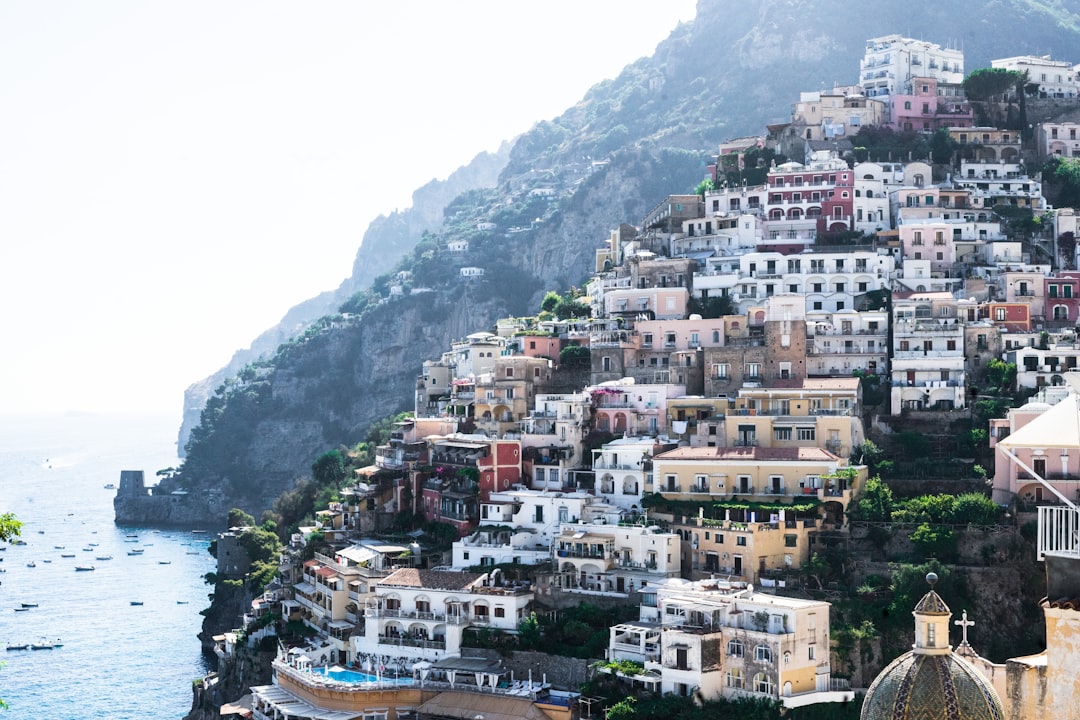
[316,666,415,686]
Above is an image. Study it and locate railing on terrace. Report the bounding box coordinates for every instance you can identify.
[366,608,469,624]
[378,635,447,650]
[1038,504,1080,561]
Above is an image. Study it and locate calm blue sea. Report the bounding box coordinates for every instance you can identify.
[0,413,216,719]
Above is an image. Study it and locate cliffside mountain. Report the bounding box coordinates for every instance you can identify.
[166,0,1080,521]
[177,144,510,454]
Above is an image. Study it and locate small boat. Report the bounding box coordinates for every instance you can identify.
[95,555,112,561]
[6,643,29,651]
[104,483,116,489]
[54,545,65,549]
[176,601,189,605]
[130,601,144,606]
[75,566,95,572]
[60,553,75,558]
[21,603,38,608]
[123,539,139,543]
[37,530,44,535]
[190,530,207,534]
[158,560,171,565]
[125,534,138,538]
[127,550,144,556]
[12,539,26,545]
[41,559,51,564]
[31,638,61,650]
[14,608,29,612]
[88,543,99,547]
[186,551,200,555]
[82,548,93,552]
[143,543,153,547]
[26,561,35,568]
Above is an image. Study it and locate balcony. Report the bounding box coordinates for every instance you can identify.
[366,608,469,624]
[377,635,447,650]
[1038,505,1080,561]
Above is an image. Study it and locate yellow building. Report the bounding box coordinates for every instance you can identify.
[649,446,865,580]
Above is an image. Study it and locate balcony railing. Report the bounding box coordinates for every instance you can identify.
[377,635,446,650]
[366,608,469,624]
[1038,505,1080,561]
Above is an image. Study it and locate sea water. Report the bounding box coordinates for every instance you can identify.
[0,413,216,719]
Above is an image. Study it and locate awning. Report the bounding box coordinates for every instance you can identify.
[294,582,316,594]
[219,693,253,718]
[416,692,549,720]
[432,656,502,672]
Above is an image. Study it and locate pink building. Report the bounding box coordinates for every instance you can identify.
[993,394,1080,506]
[889,77,973,132]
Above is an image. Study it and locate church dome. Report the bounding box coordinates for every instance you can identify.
[860,573,1004,720]
[860,652,1003,720]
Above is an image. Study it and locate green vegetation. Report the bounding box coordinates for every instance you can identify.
[962,68,1022,101]
[0,512,21,542]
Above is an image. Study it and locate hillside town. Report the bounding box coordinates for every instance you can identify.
[204,36,1080,720]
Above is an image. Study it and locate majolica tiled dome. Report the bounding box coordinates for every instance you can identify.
[860,573,1004,720]
[860,652,1004,720]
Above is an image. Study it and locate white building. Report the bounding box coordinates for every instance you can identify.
[891,292,967,412]
[805,308,889,377]
[593,436,657,511]
[552,521,682,597]
[353,568,533,666]
[992,55,1079,99]
[607,578,852,708]
[859,35,964,99]
[451,489,609,569]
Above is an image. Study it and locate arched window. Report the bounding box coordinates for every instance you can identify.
[754,672,775,695]
[727,639,745,657]
[712,330,720,343]
[755,645,773,663]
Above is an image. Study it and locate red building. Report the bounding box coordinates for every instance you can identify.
[1046,272,1080,324]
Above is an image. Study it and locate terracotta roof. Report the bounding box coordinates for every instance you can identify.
[302,559,320,568]
[315,566,336,578]
[654,446,840,462]
[379,568,482,591]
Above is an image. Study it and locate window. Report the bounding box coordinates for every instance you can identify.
[495,607,505,618]
[774,427,792,441]
[728,639,745,657]
[995,308,1006,321]
[726,668,744,689]
[784,534,797,547]
[754,672,774,695]
[746,363,761,380]
[642,333,653,346]
[797,427,816,441]
[736,536,747,546]
[714,363,729,379]
[808,645,816,661]
[755,645,773,663]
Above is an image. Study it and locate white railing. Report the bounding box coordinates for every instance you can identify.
[1038,505,1080,561]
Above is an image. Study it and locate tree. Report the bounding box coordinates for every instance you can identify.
[850,476,893,523]
[686,294,734,319]
[963,68,1021,101]
[311,450,347,487]
[518,611,540,649]
[227,508,256,528]
[540,291,562,313]
[0,512,21,542]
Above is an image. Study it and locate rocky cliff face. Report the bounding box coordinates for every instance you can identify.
[178,146,510,455]
[161,0,1080,525]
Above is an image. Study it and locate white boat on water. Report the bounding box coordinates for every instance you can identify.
[74,566,94,572]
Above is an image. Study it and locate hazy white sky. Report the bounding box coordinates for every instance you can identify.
[0,1,697,420]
